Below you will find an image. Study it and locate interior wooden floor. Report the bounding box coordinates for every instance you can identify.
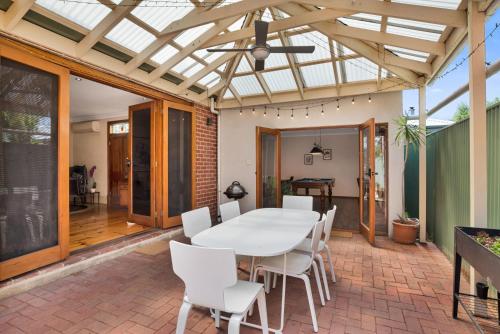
[70,204,151,252]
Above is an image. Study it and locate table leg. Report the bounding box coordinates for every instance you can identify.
[452,252,462,319]
[328,185,332,200]
[320,187,325,214]
[305,187,309,196]
[278,253,287,333]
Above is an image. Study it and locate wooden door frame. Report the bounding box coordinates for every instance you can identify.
[359,118,376,245]
[256,127,282,208]
[160,101,196,228]
[107,119,129,208]
[128,102,157,227]
[0,44,70,280]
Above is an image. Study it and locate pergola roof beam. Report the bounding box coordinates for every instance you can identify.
[3,0,35,32]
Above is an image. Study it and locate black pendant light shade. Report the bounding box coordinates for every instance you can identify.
[310,144,324,155]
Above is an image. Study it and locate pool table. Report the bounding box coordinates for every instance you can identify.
[291,178,335,212]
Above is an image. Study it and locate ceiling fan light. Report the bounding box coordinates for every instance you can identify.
[252,46,270,60]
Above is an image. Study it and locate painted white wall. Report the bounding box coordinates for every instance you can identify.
[219,91,403,235]
[281,132,359,197]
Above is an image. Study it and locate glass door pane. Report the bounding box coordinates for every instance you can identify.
[359,118,376,245]
[375,125,388,234]
[257,127,281,208]
[167,107,192,218]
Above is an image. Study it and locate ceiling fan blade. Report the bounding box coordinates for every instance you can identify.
[254,20,269,46]
[269,46,315,53]
[255,59,265,71]
[207,48,251,52]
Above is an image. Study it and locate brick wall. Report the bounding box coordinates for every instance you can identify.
[194,104,218,222]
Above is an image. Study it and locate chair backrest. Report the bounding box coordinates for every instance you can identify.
[310,217,326,260]
[220,201,240,222]
[282,195,313,211]
[181,207,211,238]
[323,206,337,243]
[170,241,237,310]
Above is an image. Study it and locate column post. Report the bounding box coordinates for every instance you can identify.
[418,86,427,243]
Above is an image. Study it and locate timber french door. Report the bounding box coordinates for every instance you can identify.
[161,101,195,228]
[128,102,156,227]
[256,127,281,208]
[0,45,69,280]
[359,118,376,245]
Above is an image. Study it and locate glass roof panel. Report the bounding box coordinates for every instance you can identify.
[36,0,111,30]
[183,63,205,77]
[261,8,273,22]
[131,2,194,32]
[198,72,220,86]
[223,89,234,99]
[105,19,156,53]
[196,43,235,63]
[172,57,196,74]
[385,46,429,62]
[218,64,228,72]
[343,58,378,82]
[206,79,220,88]
[387,17,445,33]
[151,44,178,64]
[228,16,246,32]
[236,57,252,73]
[386,25,441,41]
[174,23,215,47]
[351,13,382,21]
[338,17,381,31]
[392,0,461,10]
[232,75,264,96]
[266,39,289,68]
[300,63,335,87]
[262,69,297,92]
[290,31,331,63]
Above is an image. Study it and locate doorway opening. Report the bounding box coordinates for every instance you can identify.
[69,75,153,252]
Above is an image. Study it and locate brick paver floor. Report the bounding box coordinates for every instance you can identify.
[0,234,480,334]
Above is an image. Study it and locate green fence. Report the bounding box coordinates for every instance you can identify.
[406,102,500,259]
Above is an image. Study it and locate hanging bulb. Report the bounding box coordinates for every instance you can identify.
[252,107,255,114]
[306,107,309,119]
[352,97,355,105]
[336,99,340,111]
[264,106,267,117]
[239,108,243,116]
[321,104,325,116]
[368,95,372,103]
[291,109,294,119]
[277,108,280,119]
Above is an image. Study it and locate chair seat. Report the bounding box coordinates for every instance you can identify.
[223,280,264,314]
[257,251,312,275]
[294,239,325,253]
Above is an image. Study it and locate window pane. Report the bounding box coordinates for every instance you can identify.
[131,109,151,216]
[110,122,129,134]
[168,108,192,217]
[0,58,59,261]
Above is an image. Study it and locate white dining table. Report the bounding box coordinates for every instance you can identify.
[192,208,320,333]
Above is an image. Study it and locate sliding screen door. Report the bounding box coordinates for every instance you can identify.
[359,118,376,245]
[128,102,156,227]
[0,45,69,280]
[162,102,195,228]
[256,127,281,208]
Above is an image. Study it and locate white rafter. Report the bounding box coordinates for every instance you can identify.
[2,0,35,32]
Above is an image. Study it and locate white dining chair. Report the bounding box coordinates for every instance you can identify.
[282,195,313,211]
[181,207,211,239]
[170,241,269,334]
[294,206,337,301]
[220,201,241,222]
[252,218,326,332]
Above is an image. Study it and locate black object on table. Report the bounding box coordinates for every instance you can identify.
[453,226,500,333]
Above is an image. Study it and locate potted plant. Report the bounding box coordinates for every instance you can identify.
[393,116,425,244]
[89,166,97,193]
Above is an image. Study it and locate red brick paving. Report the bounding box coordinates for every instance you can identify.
[0,234,480,333]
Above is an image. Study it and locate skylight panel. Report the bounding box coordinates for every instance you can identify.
[385,46,429,62]
[261,8,273,22]
[174,23,215,47]
[344,58,378,82]
[266,40,288,68]
[206,78,220,88]
[105,19,156,53]
[236,57,252,73]
[131,2,194,32]
[228,16,245,32]
[218,64,228,72]
[290,32,331,63]
[172,57,196,74]
[300,63,335,87]
[231,75,264,96]
[386,25,441,41]
[351,13,382,21]
[183,63,205,77]
[199,43,235,63]
[198,72,220,86]
[338,17,381,31]
[36,0,111,30]
[387,18,445,33]
[151,44,178,64]
[392,0,460,10]
[262,69,297,92]
[223,89,234,99]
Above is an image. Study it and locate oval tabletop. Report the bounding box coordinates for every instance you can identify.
[191,208,320,257]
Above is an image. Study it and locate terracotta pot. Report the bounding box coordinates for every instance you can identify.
[392,219,420,244]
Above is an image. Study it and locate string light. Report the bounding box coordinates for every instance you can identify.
[264,106,267,117]
[368,95,372,103]
[321,104,324,116]
[239,107,242,116]
[291,108,294,119]
[277,108,280,119]
[336,99,340,111]
[352,97,355,105]
[252,107,255,114]
[305,107,309,119]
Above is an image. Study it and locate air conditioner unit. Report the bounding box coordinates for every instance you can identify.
[71,121,100,133]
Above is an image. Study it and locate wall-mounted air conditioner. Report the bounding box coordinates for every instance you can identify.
[71,121,100,133]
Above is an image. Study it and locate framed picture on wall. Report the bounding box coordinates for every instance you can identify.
[323,149,332,160]
[304,154,313,165]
